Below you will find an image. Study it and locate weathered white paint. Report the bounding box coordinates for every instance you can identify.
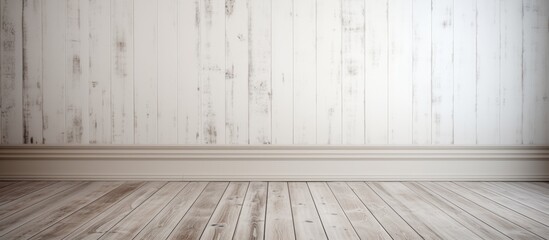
[0,0,547,146]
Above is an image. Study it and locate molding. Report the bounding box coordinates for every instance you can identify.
[1,145,548,181]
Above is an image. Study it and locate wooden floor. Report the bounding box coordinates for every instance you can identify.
[0,182,548,239]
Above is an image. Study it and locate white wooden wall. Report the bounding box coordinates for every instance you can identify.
[0,0,548,145]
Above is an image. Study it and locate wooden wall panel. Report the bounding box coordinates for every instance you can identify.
[157,0,178,144]
[111,0,134,144]
[248,0,272,144]
[0,0,23,144]
[293,0,316,144]
[199,0,225,144]
[66,0,89,144]
[178,0,201,144]
[225,0,249,144]
[477,0,501,144]
[342,0,364,144]
[431,0,454,144]
[271,0,293,144]
[387,0,412,144]
[88,0,111,144]
[500,0,522,144]
[411,0,431,144]
[523,0,549,144]
[453,0,477,144]
[134,0,158,144]
[22,0,43,144]
[42,0,66,144]
[317,0,342,144]
[0,0,547,146]
[364,0,388,144]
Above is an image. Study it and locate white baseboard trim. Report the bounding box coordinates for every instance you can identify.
[1,145,548,181]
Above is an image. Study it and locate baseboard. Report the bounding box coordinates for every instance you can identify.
[1,145,548,181]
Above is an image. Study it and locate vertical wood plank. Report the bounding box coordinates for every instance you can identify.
[500,0,523,144]
[22,0,42,144]
[233,182,268,240]
[387,0,412,144]
[271,0,293,144]
[453,0,477,144]
[134,0,157,144]
[477,0,500,144]
[341,0,364,144]
[364,0,388,144]
[200,0,225,144]
[178,0,201,144]
[111,0,134,144]
[0,0,23,144]
[88,0,111,144]
[431,0,454,144]
[157,0,178,144]
[66,0,89,144]
[248,0,271,144]
[225,0,249,144]
[293,0,316,144]
[316,0,341,144]
[412,0,431,144]
[265,182,295,240]
[42,0,65,144]
[523,0,549,144]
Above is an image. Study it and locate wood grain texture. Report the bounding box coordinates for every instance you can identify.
[29,182,144,240]
[200,0,226,144]
[453,0,477,144]
[248,0,272,144]
[0,0,23,144]
[178,0,201,144]
[364,0,388,144]
[99,182,186,239]
[200,182,248,240]
[1,182,120,239]
[522,0,549,144]
[225,0,249,144]
[271,0,293,144]
[476,0,501,144]
[328,182,391,239]
[387,0,413,144]
[65,0,89,144]
[308,182,359,239]
[499,0,522,144]
[233,182,267,240]
[411,0,431,144]
[64,182,166,240]
[157,0,178,144]
[316,0,341,144]
[404,182,510,240]
[42,0,66,144]
[111,0,134,144]
[341,0,364,144]
[0,181,53,205]
[22,0,43,144]
[134,0,158,144]
[421,182,543,239]
[88,0,111,144]
[265,182,295,240]
[431,0,454,144]
[293,0,316,144]
[134,182,208,240]
[347,182,421,240]
[288,182,327,240]
[167,182,229,240]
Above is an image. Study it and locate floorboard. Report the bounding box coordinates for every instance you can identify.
[0,181,547,240]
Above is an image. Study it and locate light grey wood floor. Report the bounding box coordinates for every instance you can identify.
[0,181,548,239]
